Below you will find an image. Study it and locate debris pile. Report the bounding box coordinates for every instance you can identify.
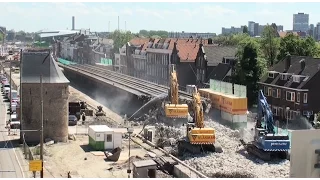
[181,119,290,178]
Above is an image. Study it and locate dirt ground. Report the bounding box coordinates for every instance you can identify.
[42,134,152,178]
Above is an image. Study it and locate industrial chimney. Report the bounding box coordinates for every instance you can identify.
[72,16,75,30]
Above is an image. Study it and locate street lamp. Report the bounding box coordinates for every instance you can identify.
[127,127,134,178]
[286,107,290,132]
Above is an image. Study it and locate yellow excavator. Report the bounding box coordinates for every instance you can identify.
[177,86,222,155]
[164,64,189,118]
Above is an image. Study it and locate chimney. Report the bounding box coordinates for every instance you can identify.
[285,53,291,72]
[72,16,75,30]
[300,59,306,71]
[208,38,213,44]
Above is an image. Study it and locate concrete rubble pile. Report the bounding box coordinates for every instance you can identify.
[182,119,290,178]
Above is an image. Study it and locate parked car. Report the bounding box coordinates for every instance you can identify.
[10,113,20,129]
[68,115,78,126]
[2,83,10,96]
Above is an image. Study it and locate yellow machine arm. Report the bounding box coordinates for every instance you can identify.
[192,88,204,128]
[164,64,189,118]
[170,66,179,104]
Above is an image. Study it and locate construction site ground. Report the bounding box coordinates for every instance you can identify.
[14,85,170,178]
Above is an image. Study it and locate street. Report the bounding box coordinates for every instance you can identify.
[0,91,24,178]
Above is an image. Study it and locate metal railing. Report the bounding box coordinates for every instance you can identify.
[22,133,34,161]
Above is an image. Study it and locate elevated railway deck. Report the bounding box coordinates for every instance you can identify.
[58,63,209,104]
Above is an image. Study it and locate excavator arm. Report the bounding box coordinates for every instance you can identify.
[164,64,189,118]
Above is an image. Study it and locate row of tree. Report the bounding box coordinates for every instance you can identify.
[221,25,320,106]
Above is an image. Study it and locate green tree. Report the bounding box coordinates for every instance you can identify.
[0,33,3,42]
[243,25,249,34]
[278,33,319,60]
[110,30,134,53]
[260,24,280,66]
[234,39,265,106]
[139,30,149,37]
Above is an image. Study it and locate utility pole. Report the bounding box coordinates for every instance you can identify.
[9,61,12,116]
[40,74,44,178]
[19,49,23,143]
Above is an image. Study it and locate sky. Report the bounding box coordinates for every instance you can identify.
[1,2,320,34]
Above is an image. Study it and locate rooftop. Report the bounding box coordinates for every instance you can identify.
[203,45,237,66]
[133,159,157,168]
[21,50,69,84]
[260,55,320,89]
[89,125,112,132]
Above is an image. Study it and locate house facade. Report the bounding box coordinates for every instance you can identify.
[195,42,237,87]
[258,54,320,121]
[122,37,208,88]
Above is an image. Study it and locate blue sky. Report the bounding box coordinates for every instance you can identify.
[1,2,320,33]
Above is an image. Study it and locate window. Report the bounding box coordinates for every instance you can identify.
[268,87,272,96]
[286,110,294,120]
[303,93,308,103]
[297,92,300,102]
[293,76,300,83]
[303,111,313,116]
[272,107,278,116]
[280,74,287,80]
[263,86,268,95]
[272,89,280,98]
[268,73,274,78]
[286,91,295,102]
[106,134,112,142]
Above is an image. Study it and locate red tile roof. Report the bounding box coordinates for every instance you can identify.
[129,38,150,46]
[129,37,210,61]
[278,31,299,38]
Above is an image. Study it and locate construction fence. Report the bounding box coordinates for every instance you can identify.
[209,79,247,98]
[22,133,36,177]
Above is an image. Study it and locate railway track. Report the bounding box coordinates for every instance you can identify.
[59,63,207,103]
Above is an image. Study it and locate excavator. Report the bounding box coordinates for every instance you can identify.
[177,86,222,156]
[240,90,290,161]
[164,64,189,121]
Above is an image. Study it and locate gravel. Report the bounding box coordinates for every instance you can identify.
[153,118,290,178]
[182,119,290,178]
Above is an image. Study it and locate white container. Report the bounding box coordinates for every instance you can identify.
[88,125,112,141]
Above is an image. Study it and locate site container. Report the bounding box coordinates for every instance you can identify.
[88,125,111,151]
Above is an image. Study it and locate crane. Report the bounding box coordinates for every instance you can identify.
[177,86,222,156]
[240,90,290,161]
[164,64,189,118]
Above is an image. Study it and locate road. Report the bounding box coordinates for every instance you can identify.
[0,91,24,178]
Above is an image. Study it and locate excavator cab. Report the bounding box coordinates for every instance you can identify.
[164,64,189,118]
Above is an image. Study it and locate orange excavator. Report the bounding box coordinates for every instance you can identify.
[177,86,222,155]
[164,64,189,118]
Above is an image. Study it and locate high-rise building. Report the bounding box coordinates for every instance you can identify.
[248,21,255,36]
[254,23,259,36]
[309,24,315,38]
[293,13,309,32]
[316,23,320,40]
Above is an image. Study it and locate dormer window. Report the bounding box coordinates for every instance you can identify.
[268,73,275,78]
[280,73,289,80]
[292,75,301,83]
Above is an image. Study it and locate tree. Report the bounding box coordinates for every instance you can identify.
[234,39,265,106]
[139,30,149,37]
[278,33,319,60]
[260,24,280,66]
[110,30,134,53]
[243,25,249,34]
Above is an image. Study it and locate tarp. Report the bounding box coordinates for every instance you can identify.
[58,58,77,65]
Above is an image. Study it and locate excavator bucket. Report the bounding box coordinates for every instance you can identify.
[164,104,189,118]
[188,128,216,144]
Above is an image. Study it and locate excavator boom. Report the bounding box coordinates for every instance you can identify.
[164,64,189,118]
